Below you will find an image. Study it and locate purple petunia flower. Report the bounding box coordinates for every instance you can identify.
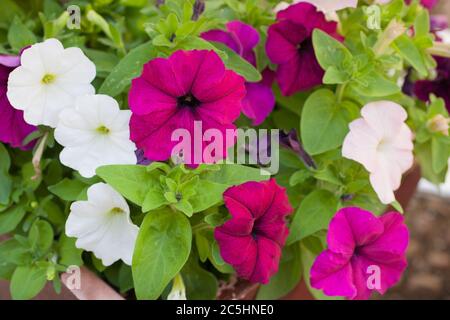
[414,57,450,112]
[0,55,36,150]
[265,2,341,96]
[128,50,246,164]
[202,21,276,125]
[310,207,409,300]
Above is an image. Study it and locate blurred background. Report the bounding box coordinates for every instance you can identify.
[380,0,450,301]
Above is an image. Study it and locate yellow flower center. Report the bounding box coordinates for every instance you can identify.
[110,207,125,215]
[96,125,110,135]
[41,74,56,84]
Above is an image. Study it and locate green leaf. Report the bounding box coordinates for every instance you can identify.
[190,180,227,213]
[7,17,36,52]
[0,239,31,265]
[98,41,156,97]
[10,266,47,300]
[301,89,349,155]
[142,188,168,212]
[431,136,450,174]
[256,243,302,299]
[181,256,218,300]
[29,219,54,255]
[58,234,83,267]
[132,208,192,300]
[212,42,262,82]
[394,35,428,77]
[352,70,400,97]
[287,190,339,244]
[84,49,120,74]
[48,178,87,201]
[312,29,352,73]
[0,206,27,235]
[200,164,269,186]
[96,165,161,206]
[0,143,10,172]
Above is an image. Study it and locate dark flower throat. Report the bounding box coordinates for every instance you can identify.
[177,93,201,109]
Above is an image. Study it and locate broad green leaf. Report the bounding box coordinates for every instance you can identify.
[312,29,352,73]
[287,190,339,244]
[256,243,302,299]
[301,89,349,155]
[29,219,54,255]
[98,41,156,97]
[10,266,47,300]
[0,171,12,205]
[352,70,399,97]
[58,234,83,267]
[181,256,218,300]
[132,208,192,300]
[0,206,27,235]
[190,180,227,213]
[48,178,87,201]
[142,188,168,212]
[212,42,262,82]
[415,142,447,184]
[96,165,161,206]
[394,35,428,77]
[0,0,24,24]
[431,136,450,174]
[0,143,10,172]
[0,239,31,265]
[200,164,269,186]
[84,49,120,74]
[7,17,37,52]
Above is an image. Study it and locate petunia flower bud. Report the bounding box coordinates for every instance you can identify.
[427,114,450,136]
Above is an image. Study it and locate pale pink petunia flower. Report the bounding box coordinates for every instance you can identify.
[342,101,414,204]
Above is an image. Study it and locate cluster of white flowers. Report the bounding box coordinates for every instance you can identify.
[7,39,139,265]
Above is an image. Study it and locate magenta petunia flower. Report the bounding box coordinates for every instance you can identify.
[128,50,246,163]
[202,21,275,125]
[266,2,340,96]
[414,57,450,112]
[214,179,293,284]
[0,55,36,150]
[405,0,438,10]
[310,207,409,300]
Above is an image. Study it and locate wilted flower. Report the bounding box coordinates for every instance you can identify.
[427,114,450,136]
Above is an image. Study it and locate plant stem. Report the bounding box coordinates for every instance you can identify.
[336,83,347,103]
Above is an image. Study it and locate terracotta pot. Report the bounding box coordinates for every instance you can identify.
[0,166,422,300]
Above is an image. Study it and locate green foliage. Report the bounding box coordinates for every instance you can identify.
[132,207,192,299]
[300,89,350,155]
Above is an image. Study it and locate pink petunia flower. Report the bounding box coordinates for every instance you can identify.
[214,179,293,284]
[202,21,275,125]
[128,50,246,163]
[266,2,341,96]
[310,207,409,300]
[0,55,36,150]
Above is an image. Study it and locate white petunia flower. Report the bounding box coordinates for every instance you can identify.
[342,101,414,204]
[7,38,96,127]
[66,183,139,266]
[55,94,136,178]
